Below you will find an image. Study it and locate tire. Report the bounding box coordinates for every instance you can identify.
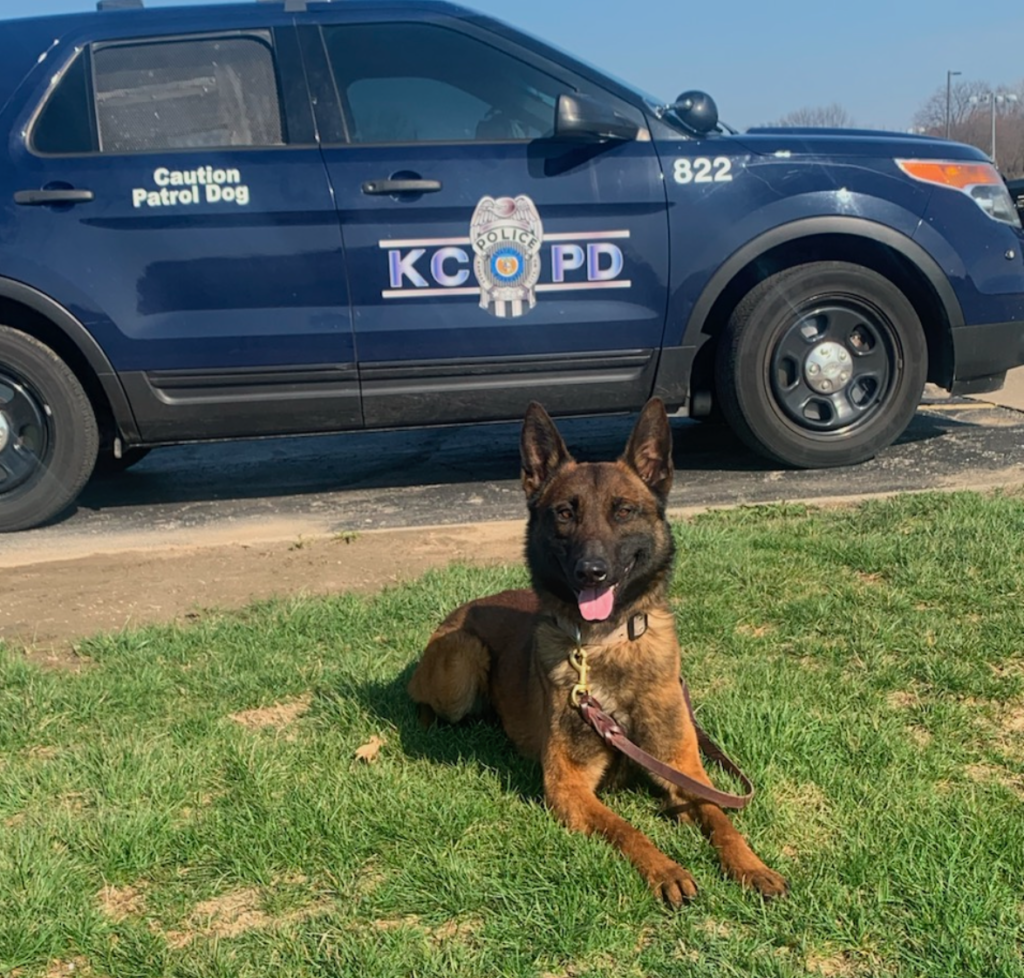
[714,261,927,468]
[0,326,99,532]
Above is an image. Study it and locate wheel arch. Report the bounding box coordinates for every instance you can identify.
[0,276,139,443]
[675,218,963,409]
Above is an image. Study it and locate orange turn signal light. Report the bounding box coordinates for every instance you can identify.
[896,160,1002,188]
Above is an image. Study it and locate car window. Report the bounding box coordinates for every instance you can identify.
[90,33,284,153]
[320,23,570,144]
[33,51,96,155]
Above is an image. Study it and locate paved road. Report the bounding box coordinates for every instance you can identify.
[2,385,1023,566]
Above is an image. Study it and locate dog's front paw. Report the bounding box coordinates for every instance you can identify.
[647,861,699,908]
[737,866,789,900]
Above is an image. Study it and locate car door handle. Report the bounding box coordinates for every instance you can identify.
[14,189,95,205]
[361,179,442,195]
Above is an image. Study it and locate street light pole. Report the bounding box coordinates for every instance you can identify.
[946,70,961,139]
[991,93,1018,167]
[968,92,1019,167]
[991,96,997,162]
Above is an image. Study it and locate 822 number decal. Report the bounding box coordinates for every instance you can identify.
[673,157,733,184]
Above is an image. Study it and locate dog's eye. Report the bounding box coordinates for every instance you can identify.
[613,504,636,522]
[554,505,574,523]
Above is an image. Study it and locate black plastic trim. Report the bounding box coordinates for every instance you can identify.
[950,319,1024,391]
[146,364,357,391]
[650,345,695,412]
[272,23,317,145]
[361,350,650,380]
[360,350,655,428]
[951,372,1006,396]
[684,218,965,344]
[652,216,968,407]
[123,364,362,441]
[0,276,138,439]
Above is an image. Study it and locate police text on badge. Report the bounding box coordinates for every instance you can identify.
[131,167,251,208]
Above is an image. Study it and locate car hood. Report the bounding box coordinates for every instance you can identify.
[732,127,991,162]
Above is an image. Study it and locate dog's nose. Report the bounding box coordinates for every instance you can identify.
[575,558,609,587]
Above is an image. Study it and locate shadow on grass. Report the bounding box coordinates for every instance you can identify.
[342,663,545,804]
[344,662,671,817]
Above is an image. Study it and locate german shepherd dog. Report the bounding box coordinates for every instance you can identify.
[408,399,787,906]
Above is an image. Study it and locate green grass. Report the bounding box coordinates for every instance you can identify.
[3,490,1024,978]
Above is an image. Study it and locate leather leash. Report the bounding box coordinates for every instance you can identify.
[564,620,754,811]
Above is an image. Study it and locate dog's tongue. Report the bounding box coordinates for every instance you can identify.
[578,586,615,621]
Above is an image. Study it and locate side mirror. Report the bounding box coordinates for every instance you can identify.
[668,90,719,135]
[555,94,640,142]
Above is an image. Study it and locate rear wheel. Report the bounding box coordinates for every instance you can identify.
[0,326,99,532]
[715,261,927,468]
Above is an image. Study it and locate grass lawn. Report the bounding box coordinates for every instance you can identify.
[2,490,1023,978]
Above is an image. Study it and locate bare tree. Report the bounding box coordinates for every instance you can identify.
[913,77,992,136]
[913,78,1024,176]
[763,103,855,128]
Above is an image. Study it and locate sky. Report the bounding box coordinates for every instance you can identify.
[2,0,1024,133]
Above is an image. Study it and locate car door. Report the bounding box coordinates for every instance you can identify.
[4,18,359,442]
[300,16,670,428]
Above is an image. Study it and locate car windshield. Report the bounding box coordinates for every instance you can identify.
[502,28,718,136]
[505,25,667,111]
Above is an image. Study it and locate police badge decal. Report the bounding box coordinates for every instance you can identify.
[470,195,544,318]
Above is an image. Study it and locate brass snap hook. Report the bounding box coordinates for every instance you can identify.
[569,644,589,707]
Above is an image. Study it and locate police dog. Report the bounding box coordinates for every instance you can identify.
[408,399,786,906]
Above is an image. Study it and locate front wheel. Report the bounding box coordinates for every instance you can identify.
[0,326,99,532]
[715,262,927,468]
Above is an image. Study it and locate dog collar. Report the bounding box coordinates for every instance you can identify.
[559,612,647,707]
[549,612,648,648]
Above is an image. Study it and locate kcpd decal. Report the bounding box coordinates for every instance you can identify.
[380,193,629,319]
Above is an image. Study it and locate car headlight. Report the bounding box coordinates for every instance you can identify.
[896,159,1021,228]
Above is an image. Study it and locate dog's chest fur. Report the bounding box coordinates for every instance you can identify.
[537,610,680,735]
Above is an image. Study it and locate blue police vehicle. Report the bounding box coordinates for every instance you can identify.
[2,0,1023,531]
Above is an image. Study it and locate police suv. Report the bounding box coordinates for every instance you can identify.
[2,0,1023,532]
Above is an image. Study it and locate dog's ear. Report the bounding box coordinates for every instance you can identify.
[621,398,673,502]
[521,402,574,501]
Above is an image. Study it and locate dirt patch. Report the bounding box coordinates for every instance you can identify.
[805,952,864,977]
[3,522,524,656]
[964,762,1024,798]
[908,725,933,747]
[165,888,270,947]
[353,858,387,899]
[98,883,147,922]
[25,958,97,978]
[853,571,885,586]
[735,623,773,638]
[365,915,482,944]
[164,887,331,948]
[25,745,61,761]
[886,690,920,710]
[773,781,834,858]
[229,694,312,731]
[1001,706,1024,736]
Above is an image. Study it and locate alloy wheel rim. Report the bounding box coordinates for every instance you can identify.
[769,300,897,434]
[0,370,49,493]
